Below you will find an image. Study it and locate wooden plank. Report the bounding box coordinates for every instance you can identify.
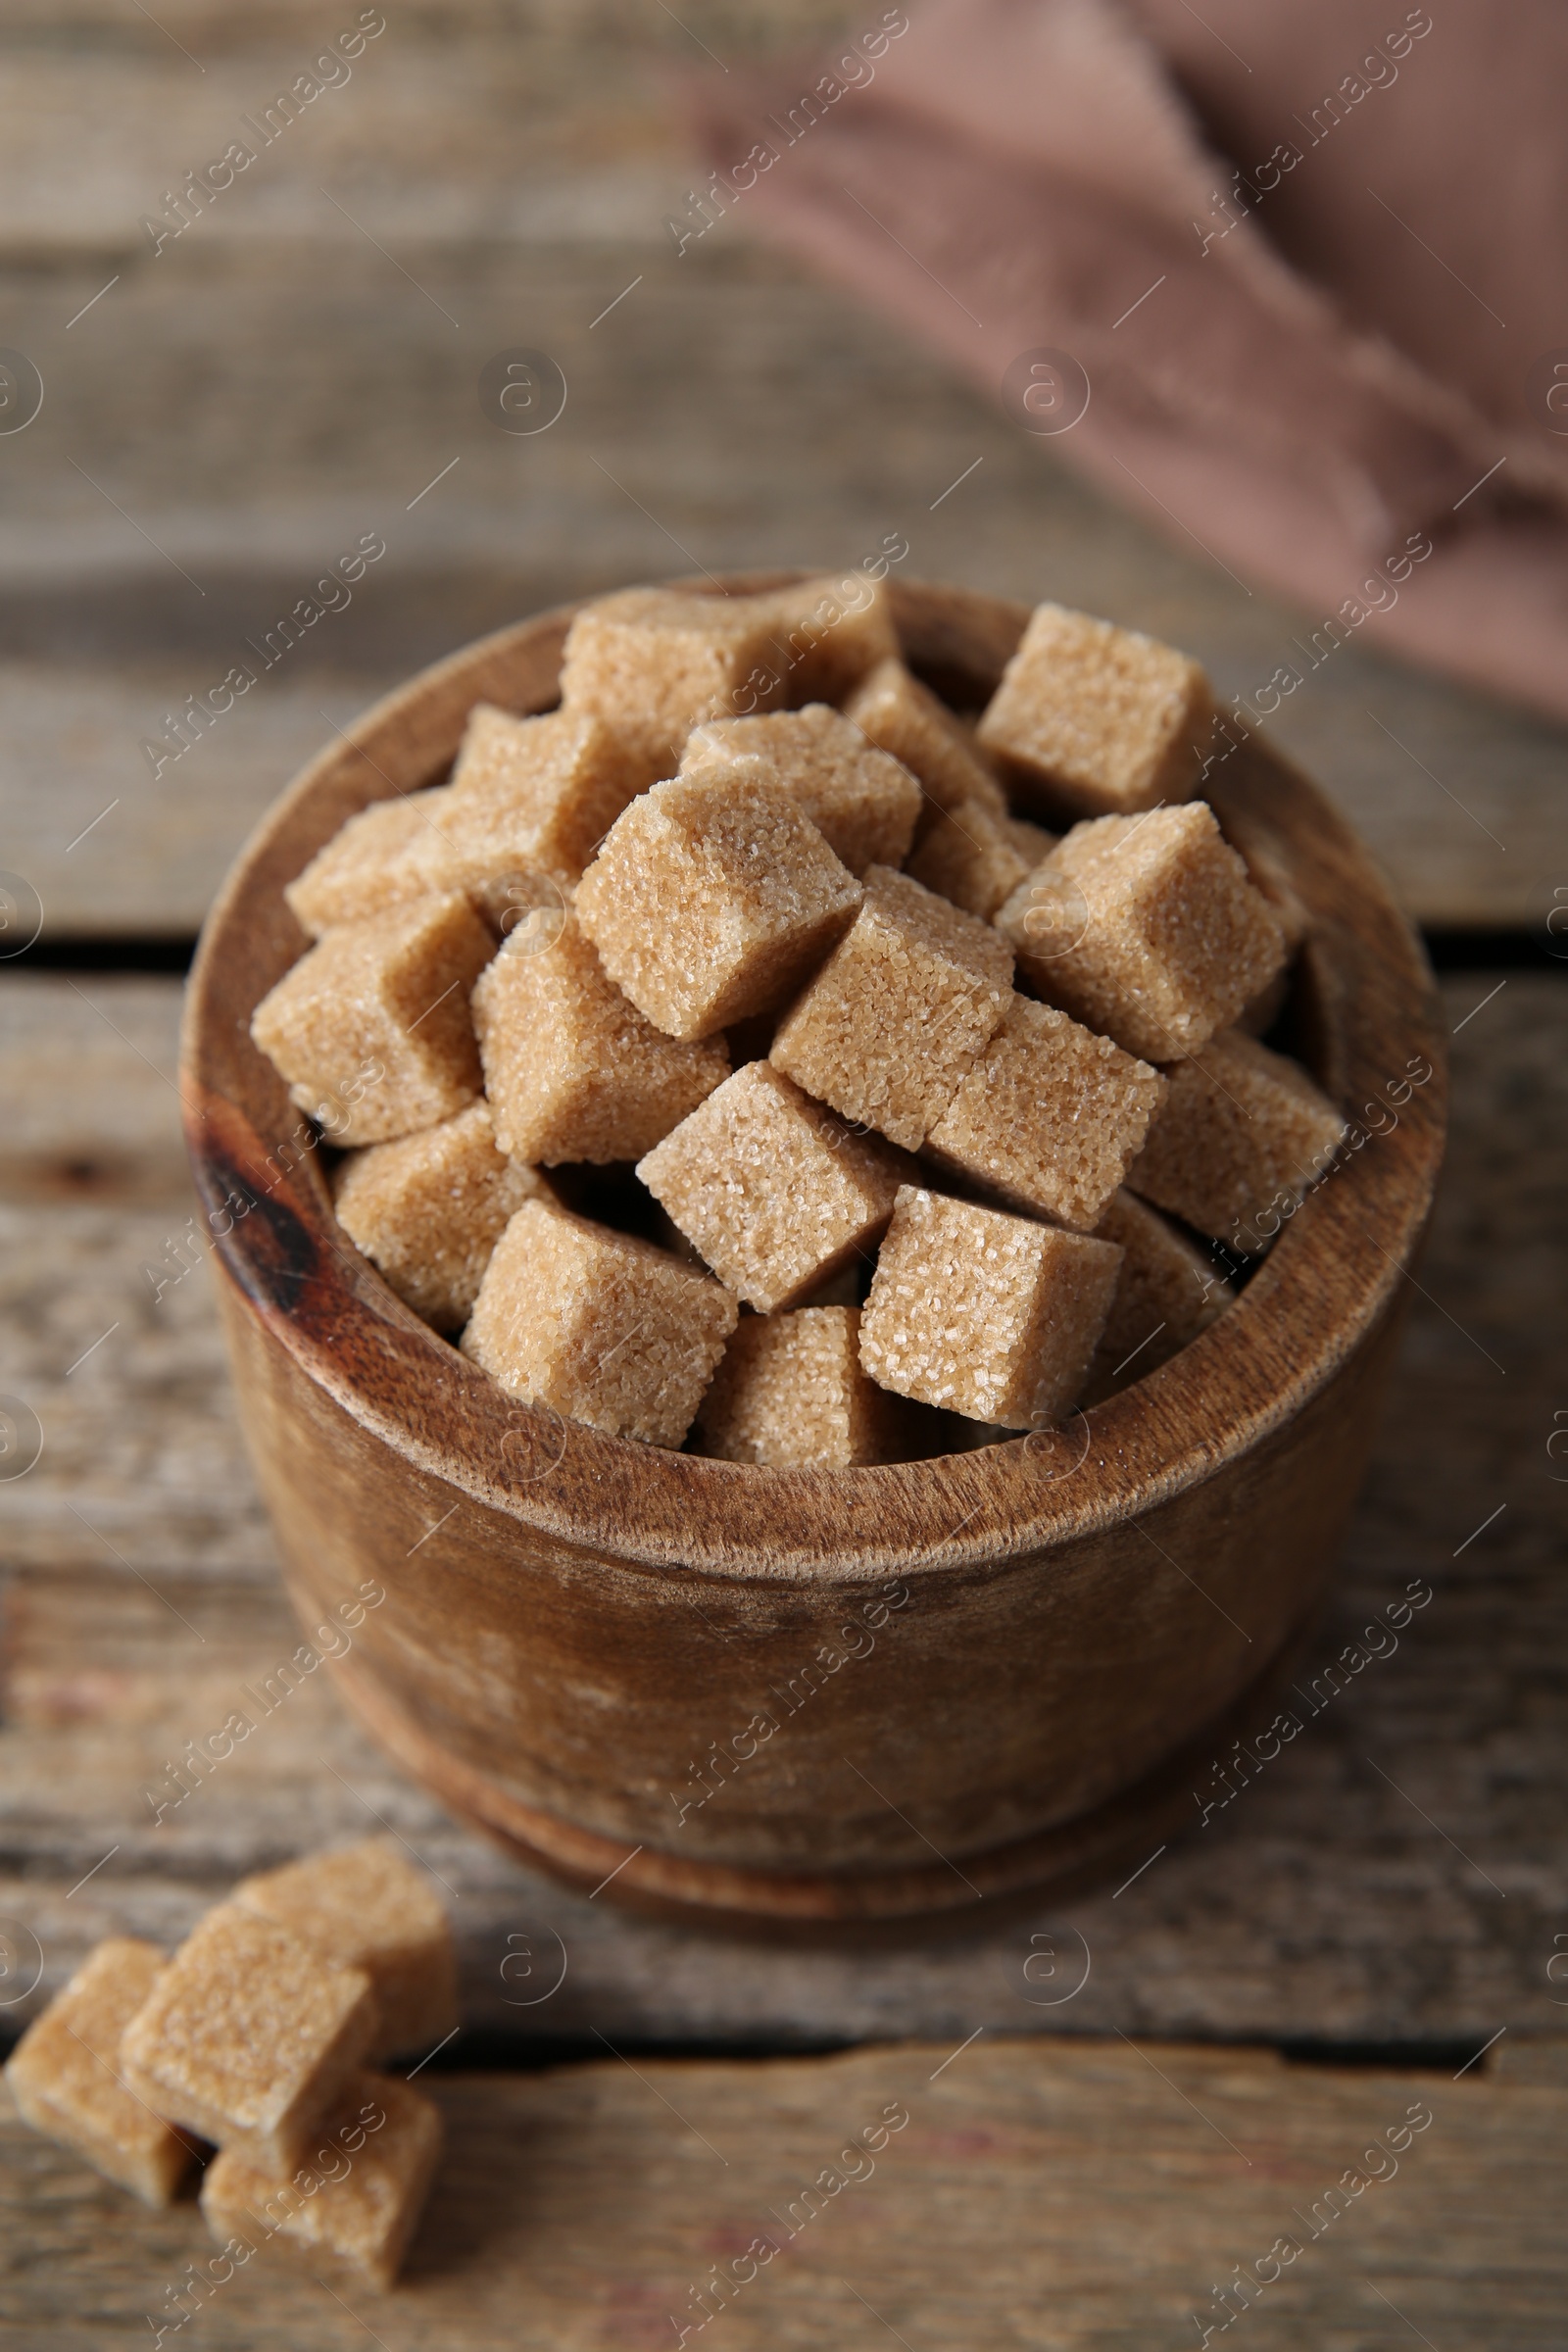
[0,37,677,263]
[3,2037,1566,2347]
[0,976,188,1205]
[0,0,852,267]
[1,0,1559,932]
[0,663,385,948]
[0,970,1560,2043]
[0,230,1558,930]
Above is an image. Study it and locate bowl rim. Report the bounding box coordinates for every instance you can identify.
[180,572,1447,1587]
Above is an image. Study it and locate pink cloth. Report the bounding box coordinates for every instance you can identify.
[688,0,1568,721]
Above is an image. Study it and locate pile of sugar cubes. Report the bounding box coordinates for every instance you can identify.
[4,1839,454,2291]
[250,576,1347,1466]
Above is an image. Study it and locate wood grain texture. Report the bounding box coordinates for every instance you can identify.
[174,577,1445,1919]
[4,2037,1567,2349]
[0,967,1558,2038]
[0,0,1559,934]
[0,12,1556,2324]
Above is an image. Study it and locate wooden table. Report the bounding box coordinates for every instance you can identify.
[6,2039,1568,2350]
[2,5,1565,2341]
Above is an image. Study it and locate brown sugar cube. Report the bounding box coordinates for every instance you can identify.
[906,796,1059,922]
[559,573,895,777]
[761,569,902,707]
[285,791,465,939]
[448,702,653,867]
[121,1902,378,2175]
[332,1104,549,1333]
[462,1197,737,1446]
[844,657,1009,819]
[637,1061,909,1311]
[1234,837,1310,1036]
[770,865,1012,1151]
[1083,1189,1234,1400]
[977,602,1213,818]
[251,893,494,1144]
[4,1939,199,2206]
[859,1185,1122,1428]
[923,994,1167,1231]
[574,772,862,1041]
[472,911,730,1163]
[560,585,785,776]
[692,1306,921,1468]
[232,1838,458,2063]
[1127,1028,1348,1252]
[202,2070,441,2293]
[681,705,922,876]
[997,804,1287,1063]
[442,702,653,925]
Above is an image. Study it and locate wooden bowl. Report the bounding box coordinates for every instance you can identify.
[181,576,1446,1925]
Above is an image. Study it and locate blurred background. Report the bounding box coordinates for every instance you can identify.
[2,0,1561,948]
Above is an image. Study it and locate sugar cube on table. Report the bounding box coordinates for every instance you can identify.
[462,1197,738,1446]
[977,602,1213,818]
[844,657,1010,818]
[472,911,730,1163]
[1125,1028,1348,1253]
[232,1838,459,2064]
[201,2071,442,2293]
[996,804,1287,1063]
[692,1305,921,1468]
[441,702,653,925]
[906,795,1057,921]
[637,1061,910,1311]
[251,893,494,1144]
[332,1103,549,1333]
[558,573,896,776]
[1083,1188,1234,1399]
[285,791,465,939]
[120,1903,378,2177]
[4,1939,199,2206]
[680,704,922,876]
[574,772,862,1040]
[770,865,1012,1150]
[923,993,1167,1232]
[859,1185,1123,1428]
